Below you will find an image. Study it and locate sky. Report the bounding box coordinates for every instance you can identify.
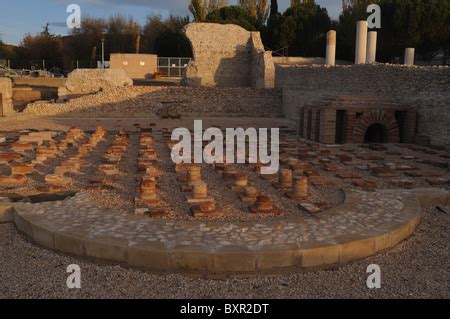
[0,0,343,45]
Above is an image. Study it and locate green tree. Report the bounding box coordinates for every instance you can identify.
[270,2,331,56]
[337,0,450,62]
[270,0,279,17]
[142,15,192,57]
[141,15,166,54]
[207,5,259,31]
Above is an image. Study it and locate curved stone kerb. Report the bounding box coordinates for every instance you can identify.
[9,188,450,276]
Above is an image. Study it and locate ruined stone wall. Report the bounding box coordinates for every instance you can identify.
[182,23,274,88]
[275,64,450,148]
[12,77,66,88]
[58,69,133,100]
[251,32,275,89]
[0,77,14,116]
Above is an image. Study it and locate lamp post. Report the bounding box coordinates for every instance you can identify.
[101,36,105,69]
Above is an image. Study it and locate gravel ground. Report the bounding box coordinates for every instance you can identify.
[0,205,448,299]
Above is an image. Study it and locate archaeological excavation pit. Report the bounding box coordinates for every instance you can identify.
[1,120,449,276]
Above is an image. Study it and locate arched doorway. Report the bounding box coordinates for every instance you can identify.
[364,124,388,143]
[352,111,400,144]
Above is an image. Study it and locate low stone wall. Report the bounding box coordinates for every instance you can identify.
[12,77,66,88]
[59,69,133,100]
[275,64,450,148]
[182,23,274,88]
[272,57,351,66]
[0,77,14,116]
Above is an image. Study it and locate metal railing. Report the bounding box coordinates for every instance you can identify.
[1,57,195,78]
[157,57,192,78]
[264,46,289,57]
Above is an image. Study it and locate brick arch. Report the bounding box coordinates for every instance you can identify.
[352,111,400,143]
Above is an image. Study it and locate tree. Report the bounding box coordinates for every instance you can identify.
[336,4,357,62]
[106,15,141,54]
[217,0,228,8]
[189,0,208,22]
[142,15,192,57]
[207,5,259,31]
[18,24,63,69]
[66,17,107,67]
[0,41,15,61]
[141,15,166,54]
[270,2,331,56]
[239,0,257,18]
[337,0,450,62]
[256,0,269,25]
[270,0,279,17]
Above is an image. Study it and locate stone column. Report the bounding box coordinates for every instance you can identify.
[326,30,336,66]
[355,21,368,65]
[366,31,377,63]
[404,48,415,66]
[0,77,14,117]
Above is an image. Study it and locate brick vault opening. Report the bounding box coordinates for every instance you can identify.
[364,123,388,143]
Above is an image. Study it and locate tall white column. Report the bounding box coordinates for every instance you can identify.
[366,31,377,63]
[326,30,336,66]
[355,20,368,65]
[404,48,415,66]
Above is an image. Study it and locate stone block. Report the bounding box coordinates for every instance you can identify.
[213,245,258,273]
[84,236,129,263]
[0,205,14,223]
[300,242,341,268]
[54,231,85,256]
[127,242,171,270]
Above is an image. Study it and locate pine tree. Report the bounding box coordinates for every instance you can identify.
[270,0,278,17]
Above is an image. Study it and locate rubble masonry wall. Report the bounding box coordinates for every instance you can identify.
[275,64,450,148]
[182,23,274,88]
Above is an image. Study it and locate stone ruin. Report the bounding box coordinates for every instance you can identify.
[58,68,133,101]
[299,96,417,145]
[182,23,274,89]
[0,77,14,116]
